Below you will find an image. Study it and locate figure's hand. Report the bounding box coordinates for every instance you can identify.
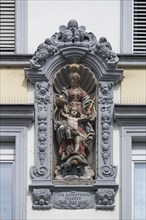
[87,112,92,119]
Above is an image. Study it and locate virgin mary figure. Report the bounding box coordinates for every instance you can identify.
[54,64,96,179]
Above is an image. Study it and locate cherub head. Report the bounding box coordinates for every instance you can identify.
[67,20,78,32]
[100,82,112,95]
[36,82,49,95]
[62,29,73,42]
[70,106,80,117]
[99,37,107,44]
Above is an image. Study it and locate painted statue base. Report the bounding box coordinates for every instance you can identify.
[55,165,94,180]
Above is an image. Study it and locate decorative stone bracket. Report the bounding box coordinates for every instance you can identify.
[26,20,123,210]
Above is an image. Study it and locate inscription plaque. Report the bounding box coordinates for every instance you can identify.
[52,191,95,209]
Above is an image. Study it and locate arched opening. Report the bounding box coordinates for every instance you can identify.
[52,63,98,181]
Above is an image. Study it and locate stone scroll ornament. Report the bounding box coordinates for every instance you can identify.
[30,81,50,179]
[95,37,119,69]
[98,81,117,179]
[30,19,118,70]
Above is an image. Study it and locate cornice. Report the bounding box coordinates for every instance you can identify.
[0,54,146,68]
[118,54,146,68]
[0,54,31,67]
[0,104,34,127]
[114,104,146,126]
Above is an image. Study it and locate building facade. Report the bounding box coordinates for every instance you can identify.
[0,1,146,220]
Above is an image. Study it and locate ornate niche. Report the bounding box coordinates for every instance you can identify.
[25,19,123,210]
[53,63,97,181]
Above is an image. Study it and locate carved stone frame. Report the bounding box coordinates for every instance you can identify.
[25,21,123,210]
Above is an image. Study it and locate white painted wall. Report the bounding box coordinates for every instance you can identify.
[27,0,120,54]
[27,207,120,220]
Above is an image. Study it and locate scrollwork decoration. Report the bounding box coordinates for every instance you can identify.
[36,82,50,166]
[95,37,119,69]
[98,82,116,179]
[30,82,50,179]
[51,19,97,48]
[29,20,119,71]
[30,38,58,69]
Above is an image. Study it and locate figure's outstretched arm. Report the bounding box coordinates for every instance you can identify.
[60,108,68,119]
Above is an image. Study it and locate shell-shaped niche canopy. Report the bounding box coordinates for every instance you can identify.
[53,64,98,95]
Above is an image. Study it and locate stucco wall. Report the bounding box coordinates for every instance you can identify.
[121,68,146,104]
[1,66,145,105]
[0,68,28,104]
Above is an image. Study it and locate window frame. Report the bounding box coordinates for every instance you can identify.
[120,0,133,53]
[132,145,146,220]
[0,161,15,220]
[0,127,27,220]
[120,0,146,54]
[0,0,27,54]
[15,0,28,53]
[120,127,146,220]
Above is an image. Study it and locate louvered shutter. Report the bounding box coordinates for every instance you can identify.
[133,0,146,54]
[0,0,15,53]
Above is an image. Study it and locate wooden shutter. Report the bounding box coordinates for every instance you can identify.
[133,0,146,54]
[0,0,15,53]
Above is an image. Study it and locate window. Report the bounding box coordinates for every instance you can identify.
[133,0,146,54]
[0,127,27,220]
[132,143,146,220]
[0,0,27,54]
[120,0,146,54]
[0,142,15,220]
[120,127,146,220]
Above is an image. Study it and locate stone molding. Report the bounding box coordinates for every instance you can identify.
[0,104,34,126]
[114,104,146,126]
[25,44,123,85]
[0,54,146,68]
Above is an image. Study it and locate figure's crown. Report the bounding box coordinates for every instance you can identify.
[69,63,80,72]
